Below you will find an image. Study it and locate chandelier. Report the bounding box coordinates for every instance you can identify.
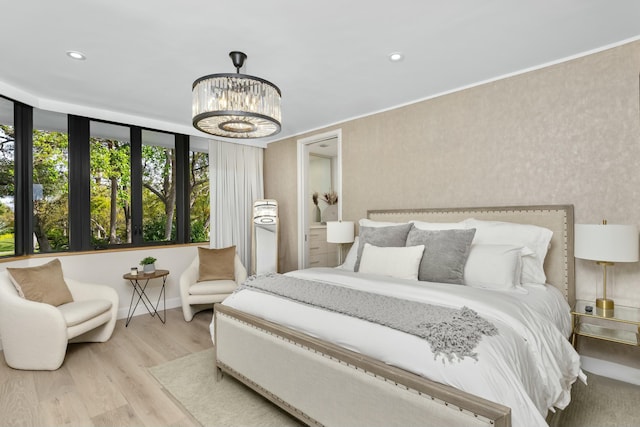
[192,51,281,139]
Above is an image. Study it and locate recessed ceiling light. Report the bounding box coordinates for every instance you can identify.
[66,50,86,60]
[388,52,404,62]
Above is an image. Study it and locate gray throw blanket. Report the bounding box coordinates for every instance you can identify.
[237,273,498,362]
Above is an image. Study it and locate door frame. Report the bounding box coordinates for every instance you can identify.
[297,129,342,269]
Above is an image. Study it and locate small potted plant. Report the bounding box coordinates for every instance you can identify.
[140,256,157,274]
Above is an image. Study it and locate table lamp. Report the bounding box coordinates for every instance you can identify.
[575,220,639,317]
[327,220,355,265]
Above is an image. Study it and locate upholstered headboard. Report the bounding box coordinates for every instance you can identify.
[367,205,575,305]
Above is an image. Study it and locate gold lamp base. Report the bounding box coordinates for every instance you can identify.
[596,298,615,318]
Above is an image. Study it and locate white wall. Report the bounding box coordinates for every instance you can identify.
[1,245,200,321]
[265,40,640,374]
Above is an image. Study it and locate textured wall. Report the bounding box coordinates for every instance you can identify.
[265,40,640,364]
[263,140,299,273]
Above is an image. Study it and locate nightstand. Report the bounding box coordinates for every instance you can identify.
[571,299,640,348]
[308,226,339,268]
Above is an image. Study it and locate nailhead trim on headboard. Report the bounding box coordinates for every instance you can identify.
[367,205,575,305]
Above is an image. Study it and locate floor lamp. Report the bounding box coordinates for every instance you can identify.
[575,220,639,317]
[327,221,355,266]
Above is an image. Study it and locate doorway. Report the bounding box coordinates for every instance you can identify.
[297,129,342,269]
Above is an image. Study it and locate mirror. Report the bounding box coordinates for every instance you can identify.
[309,152,336,224]
[297,131,341,269]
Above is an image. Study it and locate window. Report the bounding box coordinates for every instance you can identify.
[189,137,210,243]
[0,98,15,256]
[142,129,176,243]
[32,109,69,252]
[0,96,208,257]
[90,121,131,247]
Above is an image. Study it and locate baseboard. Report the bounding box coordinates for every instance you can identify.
[116,296,182,320]
[5,307,637,386]
[580,355,640,386]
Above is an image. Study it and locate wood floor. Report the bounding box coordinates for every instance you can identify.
[0,308,214,427]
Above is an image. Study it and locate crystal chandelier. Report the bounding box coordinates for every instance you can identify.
[192,51,281,139]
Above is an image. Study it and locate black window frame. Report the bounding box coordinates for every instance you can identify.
[2,96,201,257]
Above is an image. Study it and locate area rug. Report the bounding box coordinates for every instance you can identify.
[151,349,640,427]
[549,370,640,427]
[148,348,302,427]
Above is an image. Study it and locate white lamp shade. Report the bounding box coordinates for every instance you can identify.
[575,224,639,262]
[327,221,355,244]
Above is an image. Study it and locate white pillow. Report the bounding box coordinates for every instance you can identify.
[410,220,467,230]
[464,218,552,284]
[464,244,524,290]
[358,243,425,281]
[337,236,359,271]
[359,218,408,228]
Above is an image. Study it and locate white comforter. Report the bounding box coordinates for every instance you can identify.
[219,267,584,427]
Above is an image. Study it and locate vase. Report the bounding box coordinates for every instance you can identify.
[143,263,156,274]
[315,206,322,223]
[321,205,338,223]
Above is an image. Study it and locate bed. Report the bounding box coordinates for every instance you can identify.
[213,205,582,427]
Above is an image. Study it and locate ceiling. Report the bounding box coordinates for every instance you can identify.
[1,1,640,147]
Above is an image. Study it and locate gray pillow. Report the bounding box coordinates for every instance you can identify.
[354,223,414,272]
[406,228,476,284]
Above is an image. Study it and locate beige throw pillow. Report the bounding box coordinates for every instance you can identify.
[6,259,74,306]
[198,246,236,282]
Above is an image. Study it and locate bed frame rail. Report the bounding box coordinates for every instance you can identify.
[215,304,511,427]
[214,204,574,427]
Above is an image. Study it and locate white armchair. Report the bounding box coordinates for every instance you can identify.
[180,253,247,321]
[0,271,118,370]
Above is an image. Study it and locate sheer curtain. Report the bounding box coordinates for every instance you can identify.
[209,140,264,269]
